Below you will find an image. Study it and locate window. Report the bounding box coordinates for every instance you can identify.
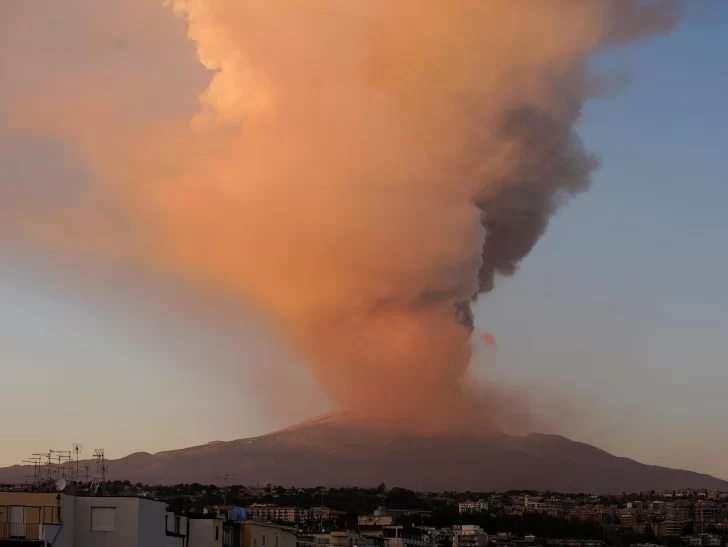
[276,535,280,547]
[263,534,267,546]
[216,526,220,541]
[91,507,116,532]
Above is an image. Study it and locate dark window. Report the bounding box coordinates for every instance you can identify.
[216,526,220,540]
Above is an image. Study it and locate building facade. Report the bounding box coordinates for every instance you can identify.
[458,501,487,515]
[0,491,168,547]
[452,525,487,547]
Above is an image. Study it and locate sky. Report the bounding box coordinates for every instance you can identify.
[1,3,727,479]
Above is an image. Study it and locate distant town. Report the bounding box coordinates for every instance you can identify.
[3,478,728,547]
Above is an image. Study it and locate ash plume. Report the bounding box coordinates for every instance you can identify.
[1,1,682,435]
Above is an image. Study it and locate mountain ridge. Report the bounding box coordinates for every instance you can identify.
[1,415,725,494]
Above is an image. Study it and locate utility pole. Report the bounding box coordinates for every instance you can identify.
[214,473,231,507]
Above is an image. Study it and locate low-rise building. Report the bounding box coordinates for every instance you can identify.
[247,505,311,524]
[0,491,169,547]
[241,520,296,547]
[655,520,683,537]
[452,525,487,547]
[547,540,602,547]
[458,501,487,515]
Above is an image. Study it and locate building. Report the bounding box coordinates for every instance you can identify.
[358,509,395,528]
[619,510,638,529]
[381,526,427,547]
[569,506,605,524]
[547,541,602,547]
[458,501,487,515]
[0,491,169,547]
[647,501,666,516]
[187,515,225,547]
[241,521,296,547]
[452,525,487,547]
[165,512,189,546]
[694,503,719,533]
[682,535,721,547]
[666,500,692,523]
[247,505,311,524]
[655,520,683,537]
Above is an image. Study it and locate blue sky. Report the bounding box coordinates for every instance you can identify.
[1,5,727,478]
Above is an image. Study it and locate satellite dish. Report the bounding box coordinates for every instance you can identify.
[56,478,67,492]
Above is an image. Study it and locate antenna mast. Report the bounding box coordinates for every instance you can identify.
[73,444,82,483]
[92,449,106,495]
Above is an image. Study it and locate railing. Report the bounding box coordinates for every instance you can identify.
[0,504,60,541]
[0,522,41,540]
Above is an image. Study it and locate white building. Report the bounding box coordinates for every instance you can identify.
[457,501,487,515]
[247,504,312,524]
[0,491,169,547]
[452,525,487,547]
[187,516,225,547]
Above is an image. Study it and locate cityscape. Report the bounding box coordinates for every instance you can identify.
[3,475,728,547]
[2,1,728,547]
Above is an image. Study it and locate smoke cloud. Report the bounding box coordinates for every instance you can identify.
[1,1,681,435]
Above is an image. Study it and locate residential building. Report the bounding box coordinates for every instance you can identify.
[358,514,395,527]
[187,516,225,547]
[166,511,189,543]
[569,505,605,524]
[682,535,721,547]
[655,520,683,537]
[0,491,169,547]
[666,500,692,522]
[458,501,487,515]
[547,541,602,547]
[311,531,361,547]
[699,535,721,547]
[452,525,487,547]
[619,510,638,529]
[382,526,427,547]
[694,502,719,533]
[647,501,665,516]
[311,507,332,520]
[247,505,310,524]
[240,521,296,547]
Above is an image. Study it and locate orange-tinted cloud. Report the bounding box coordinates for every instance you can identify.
[1,1,682,435]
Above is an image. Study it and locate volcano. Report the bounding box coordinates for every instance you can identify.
[1,414,725,493]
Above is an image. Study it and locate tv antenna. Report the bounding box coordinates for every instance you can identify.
[91,449,106,495]
[73,444,82,482]
[213,472,236,507]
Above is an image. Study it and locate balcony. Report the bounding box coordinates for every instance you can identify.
[0,505,59,544]
[0,523,41,540]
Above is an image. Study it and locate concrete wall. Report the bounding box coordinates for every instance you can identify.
[137,498,168,547]
[188,518,223,547]
[0,493,169,547]
[52,493,76,547]
[242,521,297,547]
[74,496,141,547]
[71,496,169,547]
